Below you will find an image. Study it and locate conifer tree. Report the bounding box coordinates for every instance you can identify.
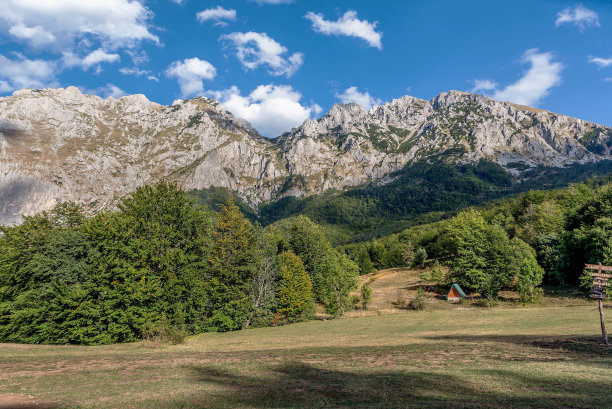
[208,199,258,331]
[276,251,314,323]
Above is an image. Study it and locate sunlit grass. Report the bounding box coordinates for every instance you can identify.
[1,302,610,408]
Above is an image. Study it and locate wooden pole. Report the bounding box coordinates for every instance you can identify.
[599,298,609,346]
[597,263,609,346]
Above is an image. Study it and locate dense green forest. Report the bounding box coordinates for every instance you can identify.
[0,183,358,344]
[340,178,612,296]
[191,159,612,244]
[1,165,611,345]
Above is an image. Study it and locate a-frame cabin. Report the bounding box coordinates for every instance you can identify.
[447,283,467,301]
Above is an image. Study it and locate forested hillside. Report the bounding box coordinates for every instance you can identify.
[340,178,612,297]
[1,175,610,345]
[192,159,612,243]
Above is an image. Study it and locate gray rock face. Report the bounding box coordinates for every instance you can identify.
[0,87,610,224]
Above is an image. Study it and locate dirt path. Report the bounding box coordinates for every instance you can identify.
[0,394,58,409]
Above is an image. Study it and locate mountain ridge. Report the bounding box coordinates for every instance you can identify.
[0,86,610,225]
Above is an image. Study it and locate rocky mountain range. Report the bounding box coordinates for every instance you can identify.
[0,86,610,225]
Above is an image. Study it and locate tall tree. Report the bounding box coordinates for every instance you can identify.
[208,199,258,331]
[276,251,314,323]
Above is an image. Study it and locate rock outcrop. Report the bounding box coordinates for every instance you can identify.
[0,87,610,224]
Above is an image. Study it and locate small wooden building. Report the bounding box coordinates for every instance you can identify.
[446,283,467,301]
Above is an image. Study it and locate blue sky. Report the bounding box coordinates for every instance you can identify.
[0,0,610,137]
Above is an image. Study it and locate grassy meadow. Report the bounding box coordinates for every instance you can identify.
[1,280,611,409]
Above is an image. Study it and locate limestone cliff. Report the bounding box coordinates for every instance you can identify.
[0,87,610,224]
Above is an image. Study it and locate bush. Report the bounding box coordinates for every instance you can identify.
[142,317,188,347]
[408,288,426,310]
[413,248,427,268]
[361,283,373,310]
[472,297,500,308]
[420,262,446,283]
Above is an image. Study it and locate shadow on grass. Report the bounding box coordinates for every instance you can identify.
[425,334,612,359]
[186,360,612,409]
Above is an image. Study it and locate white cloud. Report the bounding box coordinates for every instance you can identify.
[471,79,498,93]
[0,81,12,93]
[209,84,322,137]
[605,77,612,83]
[588,56,612,68]
[1,0,159,50]
[555,5,600,32]
[0,53,57,91]
[87,83,127,98]
[166,58,217,97]
[249,0,294,4]
[8,24,56,47]
[105,84,126,98]
[472,49,562,106]
[119,67,158,81]
[221,32,304,77]
[171,0,184,5]
[63,48,120,72]
[305,10,382,49]
[197,6,236,26]
[335,86,382,110]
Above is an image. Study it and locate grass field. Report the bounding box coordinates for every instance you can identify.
[2,297,611,409]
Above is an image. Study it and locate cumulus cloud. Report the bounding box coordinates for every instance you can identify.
[0,53,57,91]
[197,6,236,26]
[8,24,56,47]
[472,49,562,106]
[555,5,600,32]
[166,58,217,97]
[471,79,498,93]
[209,84,322,137]
[88,83,127,98]
[588,56,612,68]
[1,0,159,50]
[335,86,382,110]
[63,49,120,72]
[305,10,382,49]
[119,67,158,81]
[221,32,304,77]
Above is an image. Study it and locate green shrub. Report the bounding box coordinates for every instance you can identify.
[361,283,373,310]
[408,288,426,310]
[413,248,427,268]
[420,262,446,283]
[142,317,188,346]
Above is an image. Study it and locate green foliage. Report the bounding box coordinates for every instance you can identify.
[420,262,446,284]
[355,245,374,275]
[245,225,280,328]
[442,209,517,298]
[0,183,216,344]
[286,216,359,316]
[413,248,427,268]
[510,238,545,303]
[361,283,372,310]
[408,288,426,310]
[207,200,258,331]
[142,316,188,346]
[276,251,314,323]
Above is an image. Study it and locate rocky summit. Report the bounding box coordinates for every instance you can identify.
[0,86,610,224]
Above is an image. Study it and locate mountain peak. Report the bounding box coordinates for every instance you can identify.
[0,86,610,225]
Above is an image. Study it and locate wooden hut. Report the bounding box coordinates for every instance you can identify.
[446,283,466,301]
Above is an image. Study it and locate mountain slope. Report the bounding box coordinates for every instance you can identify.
[0,86,610,224]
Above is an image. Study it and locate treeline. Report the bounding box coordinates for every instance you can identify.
[0,183,358,345]
[192,159,612,244]
[343,180,612,300]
